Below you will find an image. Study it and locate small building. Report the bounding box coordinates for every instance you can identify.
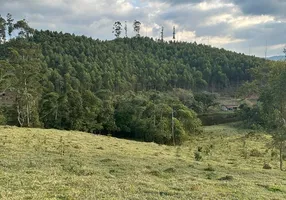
[221,105,239,111]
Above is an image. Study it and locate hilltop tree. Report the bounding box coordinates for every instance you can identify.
[0,15,6,44]
[6,13,14,38]
[112,21,122,38]
[14,19,34,38]
[133,20,141,37]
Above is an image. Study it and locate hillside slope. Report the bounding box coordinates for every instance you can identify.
[33,31,266,92]
[1,125,286,199]
[0,29,269,141]
[268,55,285,61]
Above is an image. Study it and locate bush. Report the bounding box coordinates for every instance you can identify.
[249,148,263,157]
[218,175,234,181]
[263,163,272,170]
[194,151,202,161]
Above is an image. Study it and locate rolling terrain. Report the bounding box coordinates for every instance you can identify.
[1,125,286,199]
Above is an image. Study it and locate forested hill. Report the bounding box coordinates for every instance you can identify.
[32,30,265,92]
[0,27,268,144]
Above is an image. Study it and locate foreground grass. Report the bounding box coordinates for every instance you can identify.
[0,125,286,199]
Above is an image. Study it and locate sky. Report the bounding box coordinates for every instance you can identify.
[0,0,286,57]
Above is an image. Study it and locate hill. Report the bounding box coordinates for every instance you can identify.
[0,20,269,143]
[1,125,286,199]
[268,55,285,61]
[32,30,265,92]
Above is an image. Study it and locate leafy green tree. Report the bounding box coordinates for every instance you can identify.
[14,19,34,38]
[6,13,14,38]
[240,61,286,170]
[7,39,43,127]
[261,68,286,170]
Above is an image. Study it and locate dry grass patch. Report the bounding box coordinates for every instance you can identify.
[0,125,286,199]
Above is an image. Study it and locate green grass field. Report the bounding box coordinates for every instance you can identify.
[0,125,286,200]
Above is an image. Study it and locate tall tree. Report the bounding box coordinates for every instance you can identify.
[7,39,43,127]
[14,19,34,38]
[0,15,6,44]
[260,68,286,170]
[241,61,286,170]
[6,13,14,39]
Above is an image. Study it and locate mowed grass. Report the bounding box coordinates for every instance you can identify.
[1,125,286,199]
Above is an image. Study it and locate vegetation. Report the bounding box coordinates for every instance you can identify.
[1,12,286,199]
[1,125,286,199]
[0,13,268,144]
[239,60,286,170]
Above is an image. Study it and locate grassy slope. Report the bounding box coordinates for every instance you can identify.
[0,125,286,200]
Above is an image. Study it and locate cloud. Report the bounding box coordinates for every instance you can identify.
[230,0,286,17]
[0,0,285,57]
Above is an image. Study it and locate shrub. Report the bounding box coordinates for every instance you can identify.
[194,151,202,161]
[263,163,272,170]
[249,148,263,157]
[218,175,234,181]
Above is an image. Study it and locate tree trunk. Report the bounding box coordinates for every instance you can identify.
[17,104,23,127]
[26,103,30,127]
[172,107,175,146]
[280,141,283,171]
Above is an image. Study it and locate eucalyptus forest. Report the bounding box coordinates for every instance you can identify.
[0,13,283,145]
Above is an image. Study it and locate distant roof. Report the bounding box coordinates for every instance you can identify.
[221,105,238,108]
